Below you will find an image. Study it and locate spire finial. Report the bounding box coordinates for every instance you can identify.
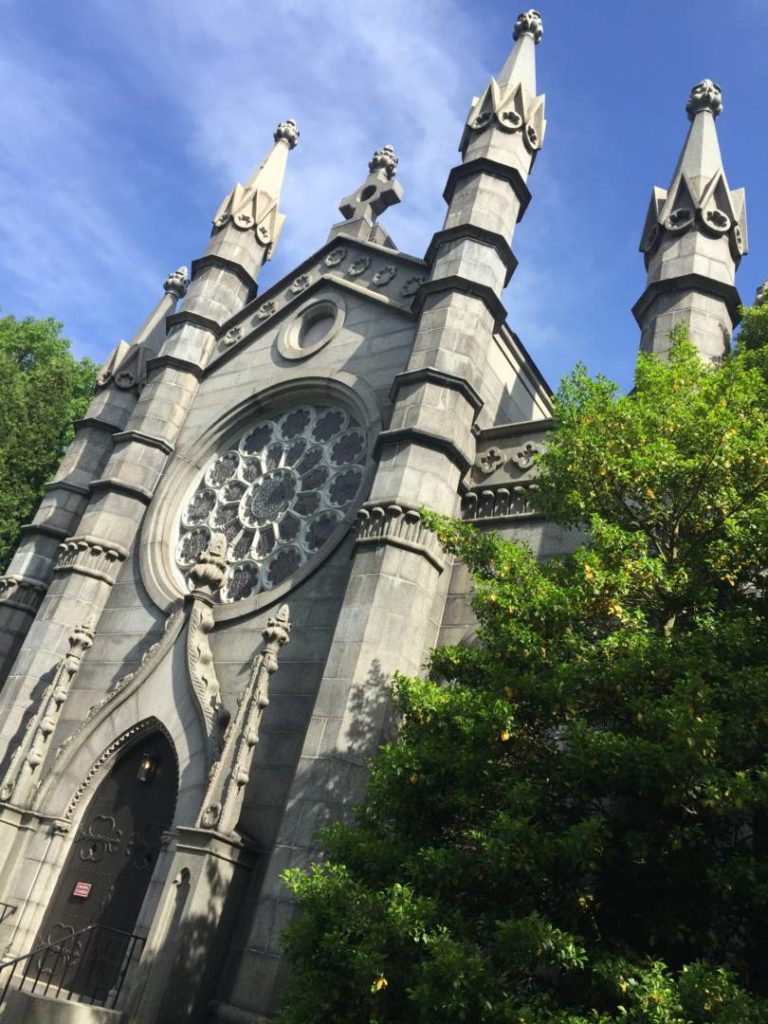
[513,9,543,44]
[756,279,768,308]
[686,79,723,121]
[368,144,398,180]
[163,266,189,299]
[274,119,300,150]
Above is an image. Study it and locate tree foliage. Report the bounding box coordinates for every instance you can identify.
[279,321,768,1024]
[0,315,97,571]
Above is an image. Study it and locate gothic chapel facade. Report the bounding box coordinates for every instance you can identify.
[0,11,749,1023]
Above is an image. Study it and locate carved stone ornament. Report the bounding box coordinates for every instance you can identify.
[368,144,398,180]
[222,325,242,347]
[463,484,538,522]
[477,447,504,475]
[273,118,300,149]
[164,266,190,299]
[513,9,544,43]
[186,533,228,600]
[401,275,425,298]
[291,274,311,294]
[348,256,371,277]
[1,617,95,806]
[325,247,347,268]
[355,504,444,573]
[756,279,768,308]
[510,441,543,471]
[372,265,397,287]
[338,147,404,224]
[466,77,546,152]
[55,535,129,585]
[198,605,292,835]
[256,299,277,320]
[686,79,723,121]
[0,573,46,615]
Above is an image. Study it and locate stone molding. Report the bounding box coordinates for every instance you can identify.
[198,605,291,835]
[58,716,176,827]
[374,425,473,476]
[442,157,532,222]
[0,617,94,806]
[18,521,70,543]
[112,429,175,456]
[72,416,122,435]
[89,476,154,504]
[146,353,206,381]
[0,574,47,615]
[191,254,257,296]
[43,479,91,497]
[412,275,508,331]
[355,503,446,573]
[462,483,540,523]
[425,224,519,286]
[389,367,484,417]
[54,534,129,584]
[207,238,425,371]
[165,310,222,337]
[632,273,742,327]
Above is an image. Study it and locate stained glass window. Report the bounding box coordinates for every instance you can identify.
[177,404,366,603]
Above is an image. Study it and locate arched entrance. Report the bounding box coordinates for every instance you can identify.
[37,730,178,1002]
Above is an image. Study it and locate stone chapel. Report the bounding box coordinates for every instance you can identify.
[0,10,749,1023]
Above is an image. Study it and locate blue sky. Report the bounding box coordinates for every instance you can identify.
[1,0,766,393]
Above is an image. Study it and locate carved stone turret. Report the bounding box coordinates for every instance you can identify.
[327,144,403,248]
[634,81,747,361]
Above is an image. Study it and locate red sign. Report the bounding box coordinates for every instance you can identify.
[72,881,92,899]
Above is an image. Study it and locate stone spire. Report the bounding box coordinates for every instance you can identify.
[634,80,747,361]
[460,9,546,173]
[327,144,403,248]
[212,120,299,264]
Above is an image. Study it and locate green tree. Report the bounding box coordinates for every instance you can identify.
[279,324,768,1024]
[0,315,97,572]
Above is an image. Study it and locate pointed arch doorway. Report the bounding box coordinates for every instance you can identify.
[38,730,178,1003]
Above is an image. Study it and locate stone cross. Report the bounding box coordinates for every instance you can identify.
[338,145,403,222]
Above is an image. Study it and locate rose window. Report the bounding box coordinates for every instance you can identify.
[177,405,367,602]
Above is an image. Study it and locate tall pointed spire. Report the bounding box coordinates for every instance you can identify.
[211,119,299,265]
[634,81,747,361]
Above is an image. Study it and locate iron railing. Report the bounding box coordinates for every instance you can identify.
[0,922,144,1009]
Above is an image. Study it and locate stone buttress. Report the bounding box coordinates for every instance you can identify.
[0,268,189,683]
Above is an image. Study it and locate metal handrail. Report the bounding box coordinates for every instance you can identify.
[0,922,145,1008]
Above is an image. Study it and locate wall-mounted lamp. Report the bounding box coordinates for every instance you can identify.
[137,754,157,783]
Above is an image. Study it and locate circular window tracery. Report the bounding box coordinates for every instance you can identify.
[176,404,366,603]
